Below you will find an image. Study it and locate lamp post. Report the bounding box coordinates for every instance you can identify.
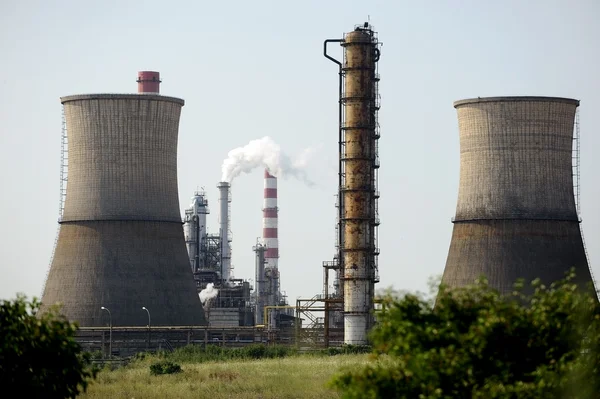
[142,307,151,349]
[100,306,112,358]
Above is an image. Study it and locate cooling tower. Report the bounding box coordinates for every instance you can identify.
[325,23,381,344]
[41,89,205,326]
[442,96,595,295]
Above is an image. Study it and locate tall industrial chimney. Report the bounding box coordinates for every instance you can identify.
[263,169,279,304]
[442,96,596,294]
[41,74,205,326]
[324,23,382,345]
[217,182,232,283]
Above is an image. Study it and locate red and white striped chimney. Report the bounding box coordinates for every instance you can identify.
[263,169,278,270]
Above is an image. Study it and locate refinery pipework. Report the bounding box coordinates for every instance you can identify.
[183,192,209,273]
[325,23,382,345]
[41,72,205,327]
[442,96,596,295]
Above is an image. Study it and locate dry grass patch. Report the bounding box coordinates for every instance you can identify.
[81,354,370,399]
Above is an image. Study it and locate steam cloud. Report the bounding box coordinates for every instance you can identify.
[199,283,219,305]
[221,136,315,185]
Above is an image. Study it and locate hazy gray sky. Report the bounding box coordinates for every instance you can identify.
[1,0,599,304]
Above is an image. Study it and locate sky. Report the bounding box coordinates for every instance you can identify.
[1,0,599,305]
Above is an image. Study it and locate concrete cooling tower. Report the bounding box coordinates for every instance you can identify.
[442,96,596,295]
[41,75,205,326]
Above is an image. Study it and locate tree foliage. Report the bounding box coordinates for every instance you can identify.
[331,272,600,398]
[0,295,97,398]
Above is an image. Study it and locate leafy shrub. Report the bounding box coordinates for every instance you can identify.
[323,345,371,356]
[149,360,182,375]
[166,343,296,363]
[331,271,600,399]
[0,295,97,398]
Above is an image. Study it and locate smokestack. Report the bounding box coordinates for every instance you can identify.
[217,182,231,283]
[263,170,279,307]
[41,86,205,326]
[263,170,279,270]
[136,71,161,93]
[442,96,596,295]
[324,23,381,345]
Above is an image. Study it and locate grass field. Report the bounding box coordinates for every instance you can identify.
[80,354,370,399]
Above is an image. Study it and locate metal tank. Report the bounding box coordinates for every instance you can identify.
[41,74,205,327]
[324,22,381,345]
[442,96,595,294]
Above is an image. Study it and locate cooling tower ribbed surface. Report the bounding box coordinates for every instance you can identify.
[442,96,595,294]
[41,94,205,327]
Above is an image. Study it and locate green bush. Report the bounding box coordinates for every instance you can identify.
[323,344,371,356]
[149,360,182,375]
[164,343,296,364]
[331,271,600,399]
[0,295,97,398]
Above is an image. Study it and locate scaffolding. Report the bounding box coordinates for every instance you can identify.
[573,110,597,289]
[59,106,69,219]
[42,107,69,296]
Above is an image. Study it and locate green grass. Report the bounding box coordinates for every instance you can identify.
[81,354,370,399]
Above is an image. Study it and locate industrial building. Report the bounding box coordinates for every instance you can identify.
[182,170,291,330]
[442,96,596,294]
[41,72,205,327]
[39,23,600,355]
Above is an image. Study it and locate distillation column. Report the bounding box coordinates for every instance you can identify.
[327,24,381,345]
[183,192,209,273]
[253,243,267,325]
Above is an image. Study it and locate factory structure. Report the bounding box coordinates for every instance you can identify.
[182,171,291,329]
[441,97,596,295]
[38,22,598,353]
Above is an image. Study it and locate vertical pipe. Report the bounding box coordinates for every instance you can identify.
[254,243,266,325]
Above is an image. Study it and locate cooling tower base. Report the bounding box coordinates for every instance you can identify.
[42,221,206,327]
[442,220,594,295]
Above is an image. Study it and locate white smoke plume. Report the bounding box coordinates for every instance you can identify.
[199,283,219,305]
[221,136,315,185]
